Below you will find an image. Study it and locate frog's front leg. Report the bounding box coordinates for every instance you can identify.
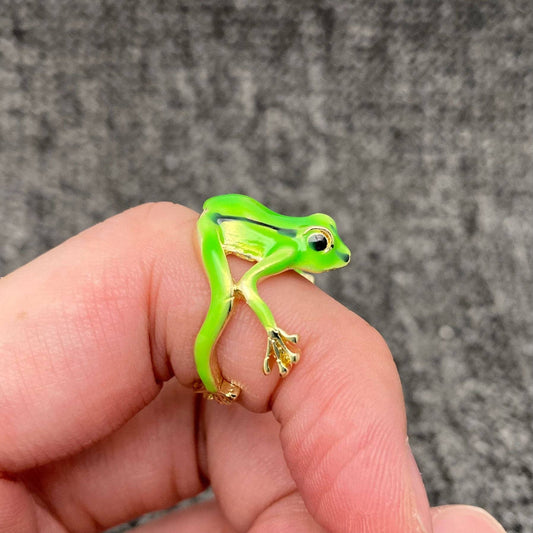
[237,247,301,378]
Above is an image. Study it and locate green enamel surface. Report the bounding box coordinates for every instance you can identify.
[194,194,351,393]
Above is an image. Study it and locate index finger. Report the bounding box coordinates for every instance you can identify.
[0,202,431,532]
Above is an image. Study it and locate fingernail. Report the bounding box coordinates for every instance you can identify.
[432,505,507,533]
[406,445,433,533]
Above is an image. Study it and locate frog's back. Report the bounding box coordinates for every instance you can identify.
[203,194,265,215]
[203,194,304,229]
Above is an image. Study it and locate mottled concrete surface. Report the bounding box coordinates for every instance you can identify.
[1,2,531,532]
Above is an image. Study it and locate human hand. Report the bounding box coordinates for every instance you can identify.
[0,203,506,532]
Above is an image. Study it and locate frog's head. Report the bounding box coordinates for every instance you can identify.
[295,214,351,273]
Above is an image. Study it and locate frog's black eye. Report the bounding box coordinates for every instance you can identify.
[308,232,329,252]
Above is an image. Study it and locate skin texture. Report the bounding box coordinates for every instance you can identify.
[194,194,351,399]
[0,202,506,533]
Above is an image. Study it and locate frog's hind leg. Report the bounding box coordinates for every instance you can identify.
[194,214,241,404]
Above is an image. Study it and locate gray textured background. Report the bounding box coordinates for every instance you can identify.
[1,1,532,532]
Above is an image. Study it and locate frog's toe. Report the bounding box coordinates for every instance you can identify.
[284,332,299,344]
[216,379,241,404]
[276,359,290,376]
[194,379,241,404]
[263,355,273,375]
[290,349,300,364]
[279,347,299,375]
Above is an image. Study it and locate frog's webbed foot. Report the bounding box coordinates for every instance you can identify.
[193,379,241,405]
[264,328,300,377]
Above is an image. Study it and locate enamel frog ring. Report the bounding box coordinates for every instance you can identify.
[193,194,351,404]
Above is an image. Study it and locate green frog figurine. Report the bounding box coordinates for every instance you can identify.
[194,194,351,404]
